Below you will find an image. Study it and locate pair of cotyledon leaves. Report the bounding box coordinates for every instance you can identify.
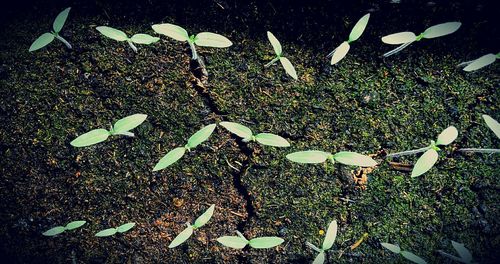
[70,114,147,147]
[381,243,427,264]
[286,150,377,167]
[42,220,86,236]
[168,204,215,248]
[216,231,284,249]
[29,7,72,52]
[306,220,338,264]
[328,13,370,65]
[95,222,136,237]
[382,22,461,57]
[266,31,298,80]
[438,241,474,264]
[96,26,159,52]
[459,53,500,72]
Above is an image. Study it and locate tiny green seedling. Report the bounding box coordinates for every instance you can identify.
[386,126,458,177]
[381,22,461,57]
[265,31,298,80]
[29,7,72,52]
[217,231,284,249]
[286,150,377,167]
[219,121,290,147]
[70,114,147,147]
[458,53,500,72]
[151,23,232,60]
[327,13,370,65]
[381,242,427,264]
[42,220,86,236]
[96,26,159,53]
[437,240,474,264]
[95,222,136,237]
[169,204,215,248]
[305,219,338,264]
[153,124,216,171]
[459,115,500,154]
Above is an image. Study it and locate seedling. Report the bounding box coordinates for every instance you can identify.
[459,115,500,154]
[42,220,86,236]
[70,114,147,147]
[381,242,427,264]
[381,22,461,57]
[265,31,298,80]
[153,124,216,171]
[437,240,474,264]
[217,231,284,249]
[458,53,500,72]
[96,26,159,53]
[95,222,135,237]
[305,219,338,264]
[386,126,458,177]
[326,13,370,65]
[286,150,377,167]
[151,23,232,60]
[29,7,72,52]
[219,121,290,147]
[169,204,215,248]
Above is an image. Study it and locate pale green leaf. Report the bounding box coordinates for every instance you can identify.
[96,26,129,41]
[217,236,249,249]
[349,13,370,42]
[411,149,438,177]
[193,204,215,228]
[152,23,190,41]
[333,152,377,167]
[112,114,147,134]
[435,126,458,146]
[186,124,216,149]
[286,150,331,164]
[381,242,401,254]
[219,122,253,139]
[322,220,337,250]
[401,251,428,264]
[130,34,160,44]
[153,147,186,171]
[95,228,117,237]
[42,226,65,236]
[29,33,55,52]
[423,22,461,39]
[195,32,232,47]
[248,237,284,249]
[451,241,472,262]
[168,225,194,248]
[463,54,496,72]
[267,31,282,56]
[331,41,350,65]
[70,129,110,147]
[116,222,135,233]
[53,7,71,33]
[381,32,416,44]
[313,252,326,264]
[255,133,290,147]
[64,221,86,230]
[279,57,298,80]
[483,114,500,139]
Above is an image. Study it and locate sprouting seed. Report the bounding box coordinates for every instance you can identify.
[265,31,298,80]
[381,242,427,264]
[95,222,136,237]
[217,231,284,249]
[459,114,500,154]
[29,7,72,51]
[168,204,215,248]
[42,220,86,236]
[327,13,370,65]
[286,150,377,167]
[437,240,474,264]
[458,53,499,72]
[96,26,159,53]
[219,121,290,147]
[305,219,338,264]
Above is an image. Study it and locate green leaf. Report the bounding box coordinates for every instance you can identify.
[70,129,110,147]
[112,114,147,134]
[348,13,370,42]
[483,114,500,139]
[64,221,86,230]
[255,133,290,147]
[331,41,350,65]
[130,34,160,44]
[116,222,135,233]
[193,204,215,228]
[333,151,377,167]
[435,126,458,146]
[381,242,401,254]
[53,7,71,33]
[153,147,186,171]
[322,220,337,250]
[411,149,438,177]
[186,124,216,149]
[95,228,117,237]
[152,23,190,41]
[451,241,472,262]
[217,236,249,249]
[248,237,284,249]
[219,122,253,139]
[42,226,65,236]
[313,252,326,264]
[286,150,331,164]
[267,31,282,56]
[29,33,55,52]
[96,26,129,41]
[381,32,416,44]
[463,54,497,72]
[194,32,232,47]
[168,225,194,248]
[279,57,298,80]
[422,22,461,39]
[401,251,428,264]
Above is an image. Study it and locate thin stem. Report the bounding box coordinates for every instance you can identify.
[383,41,413,57]
[457,60,474,67]
[189,41,198,60]
[55,34,72,49]
[386,146,430,158]
[458,148,500,154]
[436,250,466,263]
[127,41,138,53]
[305,242,322,253]
[326,47,338,58]
[264,57,279,67]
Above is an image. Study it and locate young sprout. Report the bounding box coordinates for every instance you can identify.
[381,22,461,57]
[437,240,474,264]
[286,150,377,167]
[42,220,86,236]
[305,219,338,264]
[458,53,500,72]
[151,23,232,60]
[29,7,72,52]
[169,204,215,248]
[96,26,159,53]
[153,124,216,171]
[381,242,427,264]
[265,31,298,80]
[219,121,290,147]
[459,115,500,154]
[95,222,135,237]
[386,126,458,177]
[70,114,147,147]
[217,231,284,249]
[327,13,370,65]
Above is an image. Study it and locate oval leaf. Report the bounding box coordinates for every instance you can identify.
[331,41,350,65]
[333,152,377,167]
[217,236,249,249]
[195,32,232,47]
[186,124,216,149]
[313,252,326,264]
[53,7,71,33]
[248,237,284,249]
[64,221,86,230]
[168,225,194,248]
[267,31,282,56]
[381,242,401,254]
[286,150,331,164]
[70,129,110,147]
[116,222,135,233]
[220,121,253,139]
[464,54,497,72]
[42,226,65,236]
[153,147,186,171]
[322,220,337,250]
[130,34,160,44]
[349,13,370,42]
[255,133,290,147]
[451,241,472,262]
[193,204,215,228]
[96,26,128,41]
[435,126,458,146]
[411,149,438,177]
[152,23,190,42]
[95,228,117,237]
[29,33,55,52]
[401,251,428,264]
[381,32,416,44]
[483,114,500,139]
[423,22,461,39]
[279,57,298,80]
[112,114,147,134]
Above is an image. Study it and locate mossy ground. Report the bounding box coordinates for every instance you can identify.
[0,1,498,263]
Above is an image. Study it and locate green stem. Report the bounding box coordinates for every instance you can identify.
[386,146,430,158]
[55,34,72,49]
